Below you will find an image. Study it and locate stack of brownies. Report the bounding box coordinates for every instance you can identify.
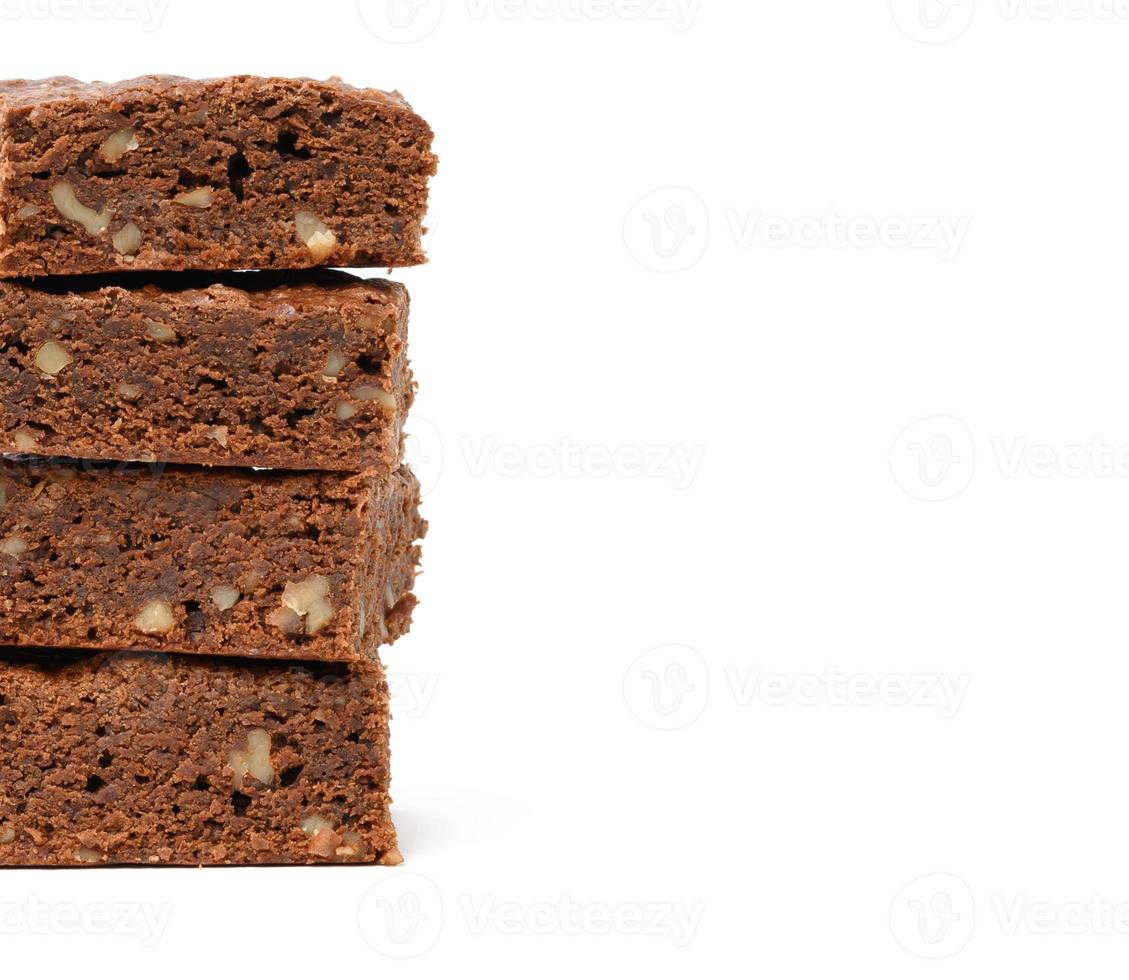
[0,75,436,865]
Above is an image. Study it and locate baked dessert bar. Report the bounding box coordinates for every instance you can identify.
[0,75,435,275]
[0,460,425,661]
[0,648,401,865]
[0,271,411,471]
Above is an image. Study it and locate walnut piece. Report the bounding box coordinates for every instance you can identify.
[295,211,337,262]
[112,222,142,256]
[208,425,229,448]
[336,836,360,858]
[0,537,28,557]
[229,729,274,790]
[35,341,72,376]
[99,126,138,164]
[300,817,359,860]
[12,429,37,451]
[335,401,356,421]
[135,599,175,635]
[309,828,341,859]
[281,573,334,635]
[350,385,396,411]
[300,815,334,836]
[15,204,39,219]
[174,188,214,208]
[323,350,349,378]
[210,584,240,611]
[266,606,303,634]
[50,182,110,235]
[118,382,142,400]
[0,827,14,845]
[379,845,405,866]
[145,319,177,344]
[74,847,105,864]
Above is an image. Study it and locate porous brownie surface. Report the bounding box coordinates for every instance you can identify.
[0,75,436,275]
[0,459,426,661]
[0,649,400,866]
[0,271,412,471]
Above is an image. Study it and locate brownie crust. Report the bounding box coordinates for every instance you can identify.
[0,459,426,661]
[0,75,436,276]
[0,271,412,471]
[0,649,400,866]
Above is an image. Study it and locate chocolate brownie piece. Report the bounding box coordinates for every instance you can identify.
[0,460,425,661]
[0,75,436,276]
[0,649,401,866]
[0,271,412,471]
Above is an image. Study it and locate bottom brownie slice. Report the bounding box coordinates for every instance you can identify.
[0,649,401,866]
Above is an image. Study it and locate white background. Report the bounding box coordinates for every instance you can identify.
[2,0,1127,975]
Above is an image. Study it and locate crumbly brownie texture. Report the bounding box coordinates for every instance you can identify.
[0,460,425,661]
[0,649,401,866]
[0,75,436,276]
[0,271,412,471]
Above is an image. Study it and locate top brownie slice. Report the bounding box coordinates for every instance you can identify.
[0,75,436,276]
